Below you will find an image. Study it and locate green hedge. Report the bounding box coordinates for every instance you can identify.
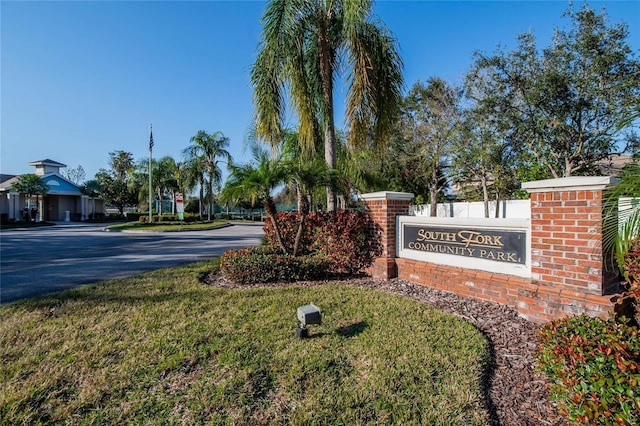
[125,212,146,222]
[138,213,199,223]
[219,246,331,284]
[537,314,640,424]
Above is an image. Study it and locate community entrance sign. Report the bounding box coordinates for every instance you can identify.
[403,225,526,264]
[396,216,531,279]
[176,193,184,221]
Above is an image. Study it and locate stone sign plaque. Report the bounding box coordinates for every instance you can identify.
[403,224,526,265]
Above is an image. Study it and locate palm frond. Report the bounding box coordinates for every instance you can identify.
[346,21,403,150]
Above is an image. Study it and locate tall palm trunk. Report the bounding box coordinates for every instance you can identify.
[319,26,337,212]
[324,123,337,212]
[207,174,213,221]
[198,176,205,220]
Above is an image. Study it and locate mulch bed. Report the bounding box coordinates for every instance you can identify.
[203,272,567,426]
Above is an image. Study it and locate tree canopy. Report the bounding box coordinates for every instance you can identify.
[96,150,138,214]
[251,0,403,211]
[473,3,640,178]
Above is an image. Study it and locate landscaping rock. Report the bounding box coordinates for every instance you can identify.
[203,272,567,426]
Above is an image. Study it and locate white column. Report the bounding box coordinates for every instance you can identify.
[81,195,89,220]
[8,192,18,220]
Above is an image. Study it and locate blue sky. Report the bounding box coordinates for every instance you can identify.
[2,0,639,183]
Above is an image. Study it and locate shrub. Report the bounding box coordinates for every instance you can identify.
[618,239,640,326]
[138,213,199,224]
[219,246,330,284]
[157,214,173,222]
[185,199,200,214]
[262,211,381,275]
[537,314,640,425]
[126,212,146,222]
[86,212,104,221]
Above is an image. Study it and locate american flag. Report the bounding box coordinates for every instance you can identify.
[149,128,154,152]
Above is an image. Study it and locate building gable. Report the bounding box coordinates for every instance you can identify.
[42,174,82,195]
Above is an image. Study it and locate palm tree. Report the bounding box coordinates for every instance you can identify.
[136,156,179,215]
[605,160,640,273]
[183,131,231,220]
[278,128,338,255]
[157,156,179,214]
[221,145,288,254]
[81,180,102,219]
[178,159,206,219]
[251,0,403,212]
[12,174,49,222]
[603,160,640,324]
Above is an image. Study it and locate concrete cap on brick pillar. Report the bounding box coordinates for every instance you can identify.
[521,176,619,193]
[359,191,414,201]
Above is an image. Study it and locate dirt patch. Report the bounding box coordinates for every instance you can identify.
[203,272,566,426]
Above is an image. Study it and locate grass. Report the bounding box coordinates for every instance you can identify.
[106,220,229,232]
[0,261,492,425]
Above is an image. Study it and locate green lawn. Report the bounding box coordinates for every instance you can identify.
[0,261,492,425]
[106,220,229,232]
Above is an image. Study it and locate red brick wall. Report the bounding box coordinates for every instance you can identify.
[364,197,411,279]
[530,189,618,296]
[361,185,616,324]
[396,258,612,323]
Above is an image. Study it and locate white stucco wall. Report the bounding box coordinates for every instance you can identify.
[410,199,531,218]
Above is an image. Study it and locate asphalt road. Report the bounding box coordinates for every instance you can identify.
[0,222,264,304]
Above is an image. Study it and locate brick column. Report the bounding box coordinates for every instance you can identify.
[522,177,619,296]
[360,191,413,279]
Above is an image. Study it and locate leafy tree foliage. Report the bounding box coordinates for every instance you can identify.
[80,179,101,197]
[12,174,48,221]
[397,78,462,215]
[251,0,403,211]
[95,150,138,214]
[451,69,520,216]
[474,3,640,178]
[625,132,640,159]
[109,151,135,182]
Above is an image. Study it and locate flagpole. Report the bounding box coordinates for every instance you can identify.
[148,124,153,224]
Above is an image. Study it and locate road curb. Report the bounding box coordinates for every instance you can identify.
[107,223,236,233]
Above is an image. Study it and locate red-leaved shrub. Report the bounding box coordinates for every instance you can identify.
[263,211,381,275]
[620,238,640,325]
[538,315,640,425]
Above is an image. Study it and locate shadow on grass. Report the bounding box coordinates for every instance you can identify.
[477,329,500,426]
[335,321,368,338]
